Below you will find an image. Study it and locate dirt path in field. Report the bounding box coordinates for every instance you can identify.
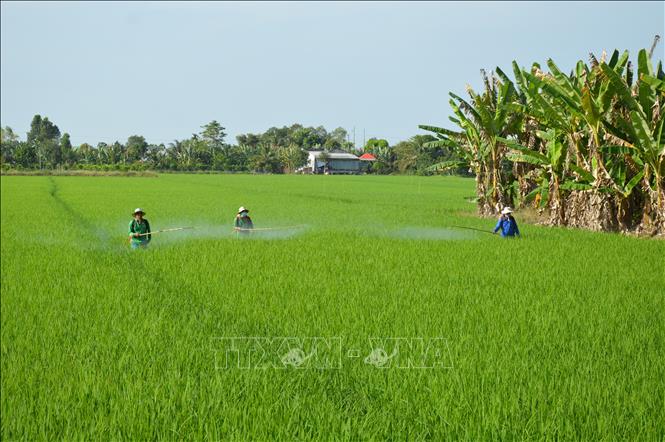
[47,177,107,241]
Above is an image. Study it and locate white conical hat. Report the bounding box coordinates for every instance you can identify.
[501,207,513,215]
[238,206,248,213]
[133,208,145,215]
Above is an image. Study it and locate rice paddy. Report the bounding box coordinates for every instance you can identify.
[1,174,663,439]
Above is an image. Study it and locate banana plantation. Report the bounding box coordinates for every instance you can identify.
[421,37,665,235]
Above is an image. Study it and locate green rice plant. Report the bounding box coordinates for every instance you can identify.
[1,174,663,440]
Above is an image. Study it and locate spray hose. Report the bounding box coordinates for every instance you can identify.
[134,226,194,237]
[233,225,305,232]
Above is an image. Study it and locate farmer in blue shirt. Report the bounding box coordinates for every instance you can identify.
[493,207,520,238]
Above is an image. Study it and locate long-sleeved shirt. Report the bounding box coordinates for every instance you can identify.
[129,219,151,243]
[234,215,254,230]
[493,215,520,237]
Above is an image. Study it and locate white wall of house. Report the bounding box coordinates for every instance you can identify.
[307,151,360,173]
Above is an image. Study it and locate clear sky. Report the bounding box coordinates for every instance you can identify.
[1,1,663,147]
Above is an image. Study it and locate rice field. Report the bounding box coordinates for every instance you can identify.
[1,174,664,440]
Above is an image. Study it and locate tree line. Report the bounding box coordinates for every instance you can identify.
[421,38,664,235]
[1,118,461,175]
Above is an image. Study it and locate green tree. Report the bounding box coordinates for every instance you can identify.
[13,142,37,168]
[27,115,61,168]
[324,127,350,150]
[394,135,440,174]
[364,138,389,153]
[60,133,74,166]
[200,120,227,151]
[294,127,322,149]
[279,144,307,173]
[1,126,20,166]
[250,145,282,173]
[126,135,148,163]
[168,139,193,169]
[189,135,213,169]
[236,133,261,148]
[76,143,97,165]
[225,145,254,171]
[370,145,396,174]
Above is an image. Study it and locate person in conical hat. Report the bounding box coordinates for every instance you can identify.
[234,206,254,235]
[493,207,520,238]
[129,208,152,249]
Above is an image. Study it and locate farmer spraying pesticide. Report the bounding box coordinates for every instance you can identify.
[493,207,520,238]
[128,208,151,249]
[234,206,254,235]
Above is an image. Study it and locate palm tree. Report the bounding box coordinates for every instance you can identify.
[279,144,306,173]
[250,145,282,173]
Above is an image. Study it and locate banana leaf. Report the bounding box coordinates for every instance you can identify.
[630,110,655,156]
[418,125,462,137]
[547,58,581,100]
[622,170,645,196]
[524,71,583,115]
[559,181,593,191]
[581,86,601,127]
[424,139,458,149]
[608,50,619,69]
[539,177,550,208]
[569,164,594,182]
[449,93,482,123]
[637,48,654,79]
[614,50,630,74]
[599,145,637,154]
[427,160,467,172]
[641,75,665,92]
[523,186,541,203]
[497,136,550,164]
[506,153,547,166]
[600,63,646,120]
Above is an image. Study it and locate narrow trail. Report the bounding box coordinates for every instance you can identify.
[47,176,109,243]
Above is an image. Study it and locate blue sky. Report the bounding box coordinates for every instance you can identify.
[1,1,663,147]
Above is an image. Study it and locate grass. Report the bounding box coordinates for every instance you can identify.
[1,174,664,440]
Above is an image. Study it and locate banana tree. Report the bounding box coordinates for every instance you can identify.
[599,52,665,233]
[421,70,521,215]
[499,129,589,224]
[515,54,638,230]
[421,41,664,234]
[420,116,491,211]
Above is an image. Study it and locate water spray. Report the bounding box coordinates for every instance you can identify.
[451,226,494,235]
[232,225,305,232]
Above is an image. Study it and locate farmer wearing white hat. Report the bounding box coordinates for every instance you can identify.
[234,206,254,235]
[128,208,152,249]
[493,207,520,238]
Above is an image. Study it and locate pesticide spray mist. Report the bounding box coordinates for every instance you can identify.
[386,227,482,241]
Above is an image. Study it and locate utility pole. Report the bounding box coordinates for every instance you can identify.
[353,126,356,150]
[363,128,366,150]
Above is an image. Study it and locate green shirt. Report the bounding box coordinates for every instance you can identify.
[234,215,254,230]
[128,219,151,243]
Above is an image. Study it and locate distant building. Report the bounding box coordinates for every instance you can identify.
[307,150,361,174]
[358,153,376,172]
